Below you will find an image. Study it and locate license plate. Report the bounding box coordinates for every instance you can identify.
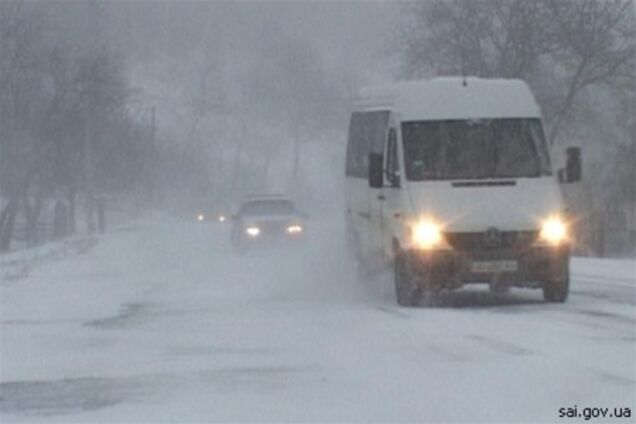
[471,260,518,273]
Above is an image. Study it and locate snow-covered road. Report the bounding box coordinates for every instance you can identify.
[1,215,635,422]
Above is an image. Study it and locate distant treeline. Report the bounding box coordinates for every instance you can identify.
[0,2,211,251]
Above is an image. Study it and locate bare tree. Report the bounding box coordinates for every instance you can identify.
[400,0,635,144]
[0,2,45,251]
[546,0,635,143]
[1,1,149,250]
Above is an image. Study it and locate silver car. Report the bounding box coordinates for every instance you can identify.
[231,195,306,252]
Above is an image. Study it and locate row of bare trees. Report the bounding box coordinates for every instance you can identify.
[1,1,356,252]
[1,2,120,250]
[0,2,208,252]
[139,5,347,207]
[398,0,636,255]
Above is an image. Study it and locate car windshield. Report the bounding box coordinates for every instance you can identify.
[401,118,552,181]
[240,199,295,216]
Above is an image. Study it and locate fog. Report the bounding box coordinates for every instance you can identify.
[111,1,399,207]
[1,1,635,422]
[1,1,399,238]
[1,1,634,253]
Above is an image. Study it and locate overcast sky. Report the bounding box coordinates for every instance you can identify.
[68,1,401,142]
[100,2,399,94]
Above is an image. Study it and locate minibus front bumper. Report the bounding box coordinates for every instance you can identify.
[404,244,570,290]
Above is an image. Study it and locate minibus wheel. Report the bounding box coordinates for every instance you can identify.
[394,253,421,307]
[489,278,510,302]
[542,268,569,303]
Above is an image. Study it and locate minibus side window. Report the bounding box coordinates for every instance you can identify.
[346,111,390,178]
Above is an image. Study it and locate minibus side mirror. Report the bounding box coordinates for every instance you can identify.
[559,147,582,183]
[368,153,384,188]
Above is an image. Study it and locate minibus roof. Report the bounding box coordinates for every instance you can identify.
[355,77,541,121]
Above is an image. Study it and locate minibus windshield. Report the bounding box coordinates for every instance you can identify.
[402,118,552,181]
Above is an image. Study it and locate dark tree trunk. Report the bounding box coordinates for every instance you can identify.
[0,191,21,252]
[24,191,44,247]
[68,185,77,234]
[53,201,69,239]
[97,197,106,233]
[85,191,95,234]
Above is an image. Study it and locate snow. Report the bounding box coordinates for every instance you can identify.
[356,78,542,121]
[572,257,636,284]
[1,214,635,422]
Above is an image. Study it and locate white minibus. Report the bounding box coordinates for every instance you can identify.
[345,78,581,306]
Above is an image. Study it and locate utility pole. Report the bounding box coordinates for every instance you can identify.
[84,106,95,234]
[84,0,101,234]
[150,105,156,144]
[148,105,156,203]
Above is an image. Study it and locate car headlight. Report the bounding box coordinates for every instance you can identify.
[287,225,303,234]
[197,214,205,221]
[218,215,226,222]
[540,216,567,244]
[411,219,444,250]
[245,226,260,237]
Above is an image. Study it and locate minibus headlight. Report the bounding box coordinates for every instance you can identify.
[245,226,260,237]
[197,214,205,222]
[540,217,567,244]
[411,220,444,250]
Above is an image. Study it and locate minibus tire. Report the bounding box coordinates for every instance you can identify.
[542,273,569,303]
[490,279,510,302]
[394,254,421,307]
